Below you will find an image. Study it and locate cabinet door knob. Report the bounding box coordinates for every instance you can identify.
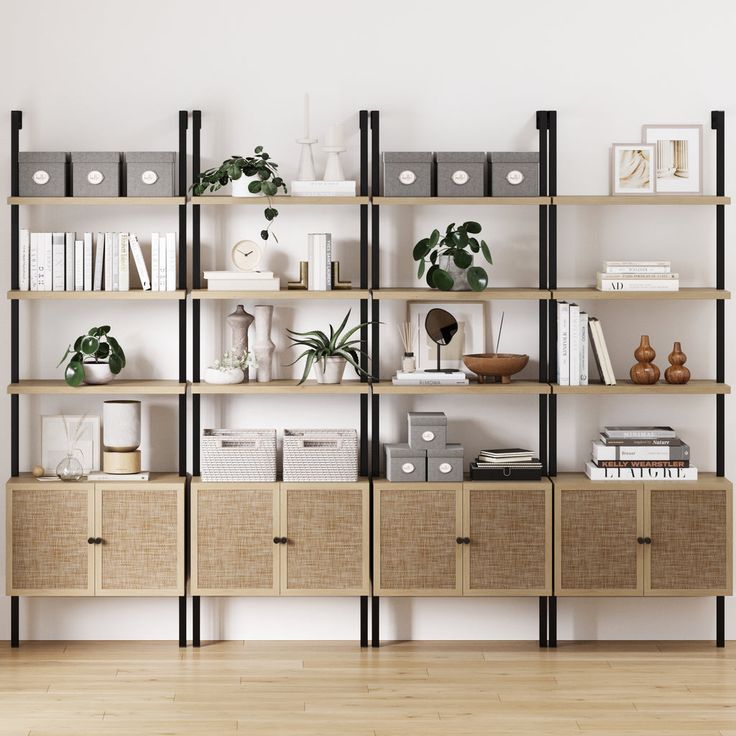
[280,537,288,545]
[273,537,281,544]
[456,537,464,545]
[94,537,103,545]
[87,537,96,545]
[463,537,471,545]
[644,537,652,544]
[637,537,645,544]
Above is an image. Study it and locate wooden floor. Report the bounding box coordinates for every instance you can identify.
[0,640,735,735]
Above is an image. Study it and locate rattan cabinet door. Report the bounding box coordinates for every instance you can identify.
[95,484,184,596]
[6,482,94,596]
[374,483,463,596]
[280,483,369,596]
[191,484,279,595]
[463,483,552,596]
[645,482,733,596]
[555,483,644,596]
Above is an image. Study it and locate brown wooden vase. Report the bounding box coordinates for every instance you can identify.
[629,335,660,384]
[664,341,691,384]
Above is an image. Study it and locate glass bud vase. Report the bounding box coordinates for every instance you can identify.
[56,453,83,482]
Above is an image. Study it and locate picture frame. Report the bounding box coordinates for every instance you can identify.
[407,301,486,372]
[642,124,703,195]
[611,143,656,195]
[41,415,101,475]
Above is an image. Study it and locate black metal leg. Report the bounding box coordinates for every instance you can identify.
[193,596,201,648]
[539,596,548,648]
[717,596,725,647]
[548,595,557,648]
[10,596,19,648]
[360,596,368,647]
[178,596,186,648]
[371,596,380,648]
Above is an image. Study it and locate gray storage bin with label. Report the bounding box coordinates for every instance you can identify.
[408,411,447,451]
[427,443,464,482]
[382,152,433,197]
[489,152,539,197]
[18,152,68,197]
[436,152,486,197]
[385,443,426,482]
[126,152,177,197]
[71,152,121,197]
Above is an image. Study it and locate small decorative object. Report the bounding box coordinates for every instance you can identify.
[665,341,691,384]
[413,221,492,291]
[382,152,433,197]
[283,429,358,482]
[424,308,459,372]
[286,309,373,384]
[102,400,141,474]
[58,325,125,386]
[18,152,68,197]
[462,310,529,384]
[227,305,254,377]
[31,465,44,478]
[331,261,352,289]
[397,322,416,373]
[56,454,84,482]
[295,93,318,181]
[125,152,177,197]
[435,152,486,197]
[287,261,309,290]
[630,335,661,384]
[611,143,656,195]
[231,239,263,272]
[202,351,253,384]
[201,429,277,482]
[385,443,426,482]
[323,124,346,181]
[643,125,702,195]
[253,304,275,382]
[489,152,540,197]
[42,414,100,475]
[191,147,286,241]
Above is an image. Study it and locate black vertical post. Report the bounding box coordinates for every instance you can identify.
[178,111,188,478]
[193,595,201,648]
[536,112,549,478]
[548,595,557,647]
[359,110,369,480]
[539,597,548,648]
[716,595,725,647]
[547,110,558,478]
[10,111,21,479]
[360,596,368,647]
[179,595,186,647]
[10,596,19,648]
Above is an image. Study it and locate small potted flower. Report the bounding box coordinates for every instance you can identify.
[58,326,125,386]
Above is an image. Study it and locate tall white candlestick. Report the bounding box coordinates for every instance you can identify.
[326,124,342,148]
[304,94,310,140]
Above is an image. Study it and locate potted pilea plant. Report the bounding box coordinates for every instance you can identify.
[203,351,255,385]
[412,220,492,291]
[286,310,373,385]
[58,326,125,386]
[191,147,286,242]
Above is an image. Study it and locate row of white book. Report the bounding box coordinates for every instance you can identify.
[596,260,678,292]
[307,233,334,290]
[18,230,176,292]
[557,303,616,386]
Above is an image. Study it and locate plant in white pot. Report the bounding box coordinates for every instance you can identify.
[58,325,125,386]
[191,147,286,242]
[286,310,373,385]
[203,350,255,385]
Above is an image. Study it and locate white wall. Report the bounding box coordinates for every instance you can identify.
[1,0,734,641]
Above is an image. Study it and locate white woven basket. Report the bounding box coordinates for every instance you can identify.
[282,429,358,482]
[201,429,277,482]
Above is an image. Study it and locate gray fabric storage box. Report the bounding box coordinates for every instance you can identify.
[71,152,120,197]
[427,444,464,482]
[489,152,539,197]
[385,443,426,482]
[383,152,433,197]
[436,152,486,197]
[408,411,447,451]
[18,152,67,197]
[126,152,177,197]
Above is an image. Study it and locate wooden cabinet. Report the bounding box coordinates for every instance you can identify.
[374,480,552,597]
[191,480,370,597]
[6,476,184,597]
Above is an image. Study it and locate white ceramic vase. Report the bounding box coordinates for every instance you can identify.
[438,255,471,291]
[314,356,346,384]
[253,305,275,382]
[83,361,115,385]
[203,367,244,385]
[103,400,141,451]
[231,174,264,197]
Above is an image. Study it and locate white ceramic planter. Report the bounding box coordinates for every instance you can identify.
[203,366,245,384]
[83,361,115,385]
[438,255,471,291]
[103,400,141,451]
[231,174,264,197]
[313,356,347,384]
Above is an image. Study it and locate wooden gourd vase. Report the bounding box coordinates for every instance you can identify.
[664,341,691,384]
[629,335,660,384]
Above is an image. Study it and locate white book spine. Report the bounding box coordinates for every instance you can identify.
[128,233,151,290]
[93,232,104,291]
[118,232,130,291]
[593,443,680,462]
[598,278,679,292]
[604,265,671,274]
[19,229,29,290]
[65,232,75,291]
[74,240,84,291]
[579,312,589,385]
[568,303,580,386]
[151,233,159,291]
[158,234,167,291]
[325,233,332,290]
[104,233,113,291]
[307,235,314,291]
[593,319,616,385]
[557,301,569,385]
[41,233,53,290]
[52,233,65,291]
[30,233,38,291]
[83,232,93,291]
[319,234,328,290]
[165,233,176,291]
[112,233,119,291]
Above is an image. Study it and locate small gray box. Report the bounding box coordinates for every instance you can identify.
[436,152,486,197]
[126,152,177,197]
[383,152,433,197]
[18,152,67,197]
[408,411,447,451]
[385,443,426,482]
[427,444,464,482]
[71,152,120,197]
[489,152,539,197]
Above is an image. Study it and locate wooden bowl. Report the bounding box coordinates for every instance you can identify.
[462,353,529,384]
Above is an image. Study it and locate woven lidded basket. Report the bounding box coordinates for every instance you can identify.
[201,429,277,482]
[282,429,358,482]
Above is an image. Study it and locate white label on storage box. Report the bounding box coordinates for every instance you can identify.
[401,462,415,474]
[422,430,435,442]
[141,170,158,185]
[399,170,416,185]
[451,170,469,185]
[438,462,452,474]
[87,170,104,185]
[32,170,50,185]
[506,169,525,185]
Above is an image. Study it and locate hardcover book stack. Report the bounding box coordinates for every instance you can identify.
[585,425,697,480]
[204,270,280,291]
[596,261,679,292]
[392,370,468,386]
[470,448,543,481]
[557,303,615,386]
[291,180,356,197]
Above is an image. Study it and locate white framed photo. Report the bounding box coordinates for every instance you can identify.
[407,302,486,372]
[611,143,656,194]
[41,415,101,475]
[643,124,703,194]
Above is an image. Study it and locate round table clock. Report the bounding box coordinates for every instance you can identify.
[231,239,262,271]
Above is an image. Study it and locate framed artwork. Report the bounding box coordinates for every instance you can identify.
[611,143,656,194]
[41,415,100,475]
[407,301,486,372]
[642,124,703,194]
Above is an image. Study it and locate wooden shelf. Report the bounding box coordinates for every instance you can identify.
[192,379,369,395]
[372,287,550,301]
[552,380,730,395]
[191,195,369,206]
[191,288,370,300]
[552,195,730,206]
[373,196,551,206]
[7,380,186,395]
[551,472,732,490]
[373,380,550,395]
[8,290,186,301]
[7,472,185,487]
[552,287,730,301]
[7,196,185,206]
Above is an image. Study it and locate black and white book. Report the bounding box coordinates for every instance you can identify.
[593,440,689,462]
[604,426,676,439]
[600,434,685,447]
[585,461,697,481]
[603,260,671,274]
[478,448,534,463]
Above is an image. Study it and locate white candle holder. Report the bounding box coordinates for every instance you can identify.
[323,145,347,181]
[296,137,318,181]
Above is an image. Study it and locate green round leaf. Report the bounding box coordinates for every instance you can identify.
[64,361,84,387]
[228,166,242,180]
[261,230,269,240]
[429,250,438,264]
[264,208,276,221]
[261,181,277,196]
[81,336,99,355]
[108,353,123,375]
[87,327,99,337]
[254,145,263,154]
[432,268,454,291]
[453,250,472,269]
[464,221,482,234]
[260,152,270,160]
[481,240,493,264]
[248,180,262,194]
[445,222,456,234]
[412,238,432,261]
[417,260,426,279]
[429,229,440,246]
[99,326,110,335]
[426,264,439,288]
[74,336,83,352]
[468,237,480,253]
[467,266,488,292]
[96,342,110,359]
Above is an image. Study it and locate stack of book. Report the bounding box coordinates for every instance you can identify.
[291,180,357,197]
[307,233,333,290]
[470,448,543,481]
[557,303,615,386]
[585,426,697,480]
[596,261,678,292]
[204,270,280,291]
[392,370,468,386]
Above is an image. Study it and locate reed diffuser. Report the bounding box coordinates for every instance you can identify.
[397,322,416,372]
